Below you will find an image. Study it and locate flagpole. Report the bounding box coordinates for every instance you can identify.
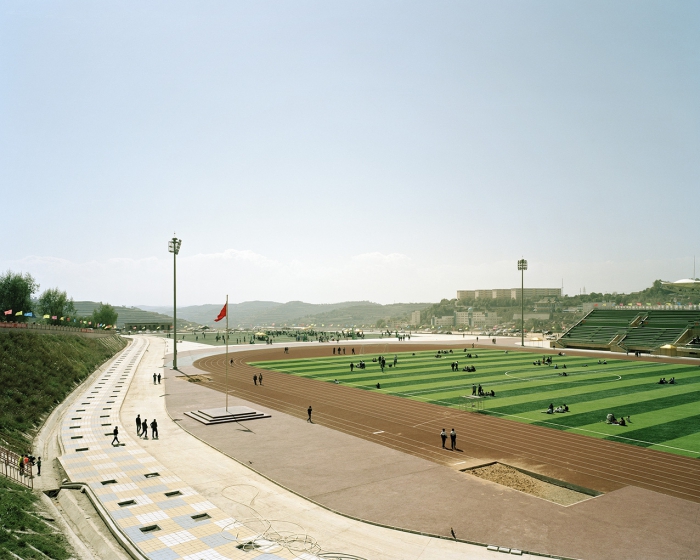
[225,294,229,411]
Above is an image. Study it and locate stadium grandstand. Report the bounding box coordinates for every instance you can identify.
[556,308,700,358]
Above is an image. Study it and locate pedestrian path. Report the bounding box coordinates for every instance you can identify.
[57,337,308,560]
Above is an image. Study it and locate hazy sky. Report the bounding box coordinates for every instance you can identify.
[2,1,698,306]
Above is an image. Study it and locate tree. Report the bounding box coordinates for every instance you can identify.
[375,319,387,328]
[37,288,76,324]
[92,302,118,328]
[0,270,39,321]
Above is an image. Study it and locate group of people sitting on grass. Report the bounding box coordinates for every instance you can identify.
[463,351,478,358]
[534,356,553,366]
[598,359,608,365]
[350,361,366,371]
[542,403,569,414]
[658,377,675,384]
[450,360,475,371]
[471,384,495,397]
[606,413,631,426]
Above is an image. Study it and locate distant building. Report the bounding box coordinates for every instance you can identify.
[458,288,561,300]
[455,310,498,328]
[410,310,421,326]
[432,315,455,327]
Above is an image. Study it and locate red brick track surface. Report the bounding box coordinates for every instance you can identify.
[194,343,700,504]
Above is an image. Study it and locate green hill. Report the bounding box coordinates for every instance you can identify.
[140,300,431,327]
[72,301,195,329]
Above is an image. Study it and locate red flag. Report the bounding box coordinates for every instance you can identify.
[3,310,11,315]
[214,303,227,322]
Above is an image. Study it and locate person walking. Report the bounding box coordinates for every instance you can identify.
[36,457,41,477]
[253,374,258,386]
[307,406,313,423]
[151,419,158,440]
[440,429,447,449]
[157,373,161,384]
[258,372,263,385]
[141,419,148,439]
[136,414,142,436]
[111,426,120,446]
[153,372,157,385]
[450,428,457,450]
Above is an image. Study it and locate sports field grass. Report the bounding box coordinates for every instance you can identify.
[251,349,700,458]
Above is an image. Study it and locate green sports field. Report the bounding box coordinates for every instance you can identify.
[251,349,700,457]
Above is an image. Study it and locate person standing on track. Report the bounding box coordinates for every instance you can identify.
[111,426,120,446]
[141,419,148,439]
[157,373,161,384]
[153,372,157,384]
[450,428,456,450]
[136,414,141,436]
[253,374,258,385]
[258,372,263,385]
[307,406,313,423]
[151,419,158,439]
[440,428,447,449]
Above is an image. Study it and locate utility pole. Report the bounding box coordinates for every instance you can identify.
[518,259,528,348]
[168,236,182,369]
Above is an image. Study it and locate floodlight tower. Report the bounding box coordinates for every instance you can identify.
[168,236,182,369]
[518,259,528,348]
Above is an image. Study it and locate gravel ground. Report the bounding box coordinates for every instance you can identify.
[467,463,592,506]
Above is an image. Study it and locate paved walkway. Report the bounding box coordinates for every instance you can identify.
[58,337,293,560]
[57,335,526,559]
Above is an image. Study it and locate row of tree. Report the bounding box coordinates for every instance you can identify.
[0,270,118,328]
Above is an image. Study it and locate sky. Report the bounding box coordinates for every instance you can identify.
[1,1,698,306]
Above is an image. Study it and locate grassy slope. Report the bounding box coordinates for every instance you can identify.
[0,476,71,559]
[252,349,700,457]
[0,331,126,452]
[0,331,127,560]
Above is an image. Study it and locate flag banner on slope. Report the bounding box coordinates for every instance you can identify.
[60,317,64,320]
[51,316,57,320]
[214,302,227,322]
[25,312,33,317]
[43,315,50,319]
[15,311,23,316]
[4,310,11,315]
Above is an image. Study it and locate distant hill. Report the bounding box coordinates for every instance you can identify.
[72,301,195,329]
[138,300,432,328]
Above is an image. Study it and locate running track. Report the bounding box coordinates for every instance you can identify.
[193,343,700,504]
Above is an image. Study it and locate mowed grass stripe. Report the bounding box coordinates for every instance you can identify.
[529,388,700,429]
[487,370,700,415]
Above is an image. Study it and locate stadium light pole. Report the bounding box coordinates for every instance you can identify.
[169,236,182,370]
[518,259,528,348]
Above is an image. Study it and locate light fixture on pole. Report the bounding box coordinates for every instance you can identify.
[168,236,182,369]
[518,258,527,348]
